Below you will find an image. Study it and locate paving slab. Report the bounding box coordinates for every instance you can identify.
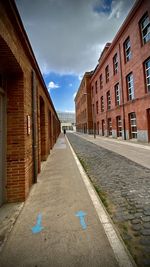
[0,134,134,267]
[67,133,150,267]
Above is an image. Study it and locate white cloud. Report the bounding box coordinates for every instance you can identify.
[16,0,135,76]
[78,74,83,81]
[73,92,77,99]
[64,110,75,113]
[47,81,60,90]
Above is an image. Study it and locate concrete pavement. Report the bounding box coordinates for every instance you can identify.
[75,133,150,169]
[67,133,150,267]
[0,134,135,267]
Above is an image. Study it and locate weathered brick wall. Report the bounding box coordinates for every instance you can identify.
[0,2,60,203]
[90,0,150,141]
[75,72,93,133]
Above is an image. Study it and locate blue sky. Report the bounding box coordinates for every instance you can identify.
[43,72,80,112]
[93,0,112,14]
[16,0,135,112]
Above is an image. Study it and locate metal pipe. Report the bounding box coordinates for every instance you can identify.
[119,43,126,140]
[32,70,38,183]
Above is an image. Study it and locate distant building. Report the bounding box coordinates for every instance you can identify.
[75,71,93,134]
[57,111,75,131]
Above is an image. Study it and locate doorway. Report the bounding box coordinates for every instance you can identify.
[102,120,105,136]
[0,88,5,206]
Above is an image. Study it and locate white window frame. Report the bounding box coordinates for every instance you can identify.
[140,13,150,44]
[105,65,109,83]
[145,58,150,93]
[116,116,122,137]
[127,73,134,100]
[107,91,111,110]
[115,83,120,106]
[113,53,118,74]
[129,112,137,139]
[101,96,104,112]
[124,37,132,62]
[100,74,103,89]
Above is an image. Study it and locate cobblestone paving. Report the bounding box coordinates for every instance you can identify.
[67,133,150,267]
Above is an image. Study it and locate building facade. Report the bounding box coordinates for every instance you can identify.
[57,111,76,131]
[75,72,93,134]
[75,0,150,143]
[0,1,60,206]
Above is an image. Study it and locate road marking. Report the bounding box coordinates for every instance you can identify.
[67,136,135,267]
[76,210,87,230]
[32,214,44,234]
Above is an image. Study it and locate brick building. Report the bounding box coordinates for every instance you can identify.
[0,1,60,206]
[75,71,93,134]
[75,0,150,143]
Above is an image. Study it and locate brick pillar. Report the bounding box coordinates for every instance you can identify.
[7,74,26,202]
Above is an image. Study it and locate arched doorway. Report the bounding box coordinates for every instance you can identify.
[0,36,24,204]
[0,85,6,206]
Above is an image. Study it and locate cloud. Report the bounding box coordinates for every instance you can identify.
[47,81,60,90]
[73,92,77,99]
[69,83,73,87]
[64,110,75,113]
[78,74,83,81]
[108,0,136,20]
[93,0,112,15]
[16,0,135,76]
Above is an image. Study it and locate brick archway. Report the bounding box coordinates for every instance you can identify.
[0,35,25,204]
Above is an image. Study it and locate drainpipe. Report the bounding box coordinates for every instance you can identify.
[119,43,126,140]
[32,70,38,183]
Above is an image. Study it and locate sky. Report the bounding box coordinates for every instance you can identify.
[15,0,136,112]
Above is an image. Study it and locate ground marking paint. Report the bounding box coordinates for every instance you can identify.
[76,210,87,230]
[32,214,44,234]
[67,136,135,267]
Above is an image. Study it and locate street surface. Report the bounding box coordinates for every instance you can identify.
[67,133,150,267]
[0,134,123,267]
[75,133,150,169]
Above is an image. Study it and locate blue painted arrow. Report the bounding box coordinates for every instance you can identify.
[32,214,44,234]
[76,211,87,230]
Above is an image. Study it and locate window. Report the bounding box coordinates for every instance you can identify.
[124,37,132,62]
[113,53,118,74]
[115,83,120,106]
[105,65,109,83]
[116,116,122,137]
[100,74,103,89]
[97,121,99,135]
[101,96,104,112]
[96,101,99,114]
[95,81,98,94]
[108,118,112,136]
[140,13,150,44]
[129,112,137,139]
[127,73,134,100]
[107,91,111,110]
[144,58,150,93]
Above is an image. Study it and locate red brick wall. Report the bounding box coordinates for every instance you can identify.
[75,72,93,133]
[90,0,150,141]
[0,2,60,203]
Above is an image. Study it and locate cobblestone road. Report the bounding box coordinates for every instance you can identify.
[67,133,150,267]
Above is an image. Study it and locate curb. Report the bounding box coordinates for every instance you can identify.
[66,135,137,267]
